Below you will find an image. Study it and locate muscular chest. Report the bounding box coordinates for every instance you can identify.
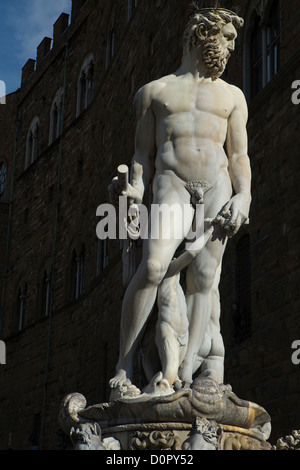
[153,80,233,121]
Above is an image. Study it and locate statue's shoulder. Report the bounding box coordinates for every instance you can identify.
[133,75,175,117]
[136,75,175,98]
[225,81,247,106]
[217,79,246,99]
[218,80,248,117]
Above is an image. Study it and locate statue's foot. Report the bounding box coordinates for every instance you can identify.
[142,372,174,397]
[109,369,131,389]
[109,369,141,401]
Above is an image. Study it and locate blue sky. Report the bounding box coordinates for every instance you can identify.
[0,0,72,96]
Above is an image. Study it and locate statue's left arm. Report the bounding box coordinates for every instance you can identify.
[221,86,252,237]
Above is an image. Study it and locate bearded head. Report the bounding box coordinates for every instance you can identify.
[183,5,244,80]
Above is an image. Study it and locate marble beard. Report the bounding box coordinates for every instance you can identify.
[59,6,275,451]
[203,37,231,80]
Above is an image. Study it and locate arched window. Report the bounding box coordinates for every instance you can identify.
[25,117,39,169]
[49,88,64,144]
[248,0,281,99]
[77,56,94,116]
[233,235,252,341]
[70,245,85,300]
[0,161,7,202]
[17,283,27,331]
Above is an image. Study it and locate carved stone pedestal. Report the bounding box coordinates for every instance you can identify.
[100,421,272,451]
[102,422,191,451]
[58,378,273,451]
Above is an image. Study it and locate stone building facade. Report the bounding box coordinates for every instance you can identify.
[0,0,299,449]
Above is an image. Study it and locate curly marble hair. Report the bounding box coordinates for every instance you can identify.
[183,4,244,55]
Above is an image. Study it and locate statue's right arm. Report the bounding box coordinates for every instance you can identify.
[129,84,156,204]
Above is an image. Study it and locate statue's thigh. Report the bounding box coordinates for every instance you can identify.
[203,172,232,220]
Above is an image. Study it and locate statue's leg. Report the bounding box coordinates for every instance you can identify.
[179,243,223,386]
[110,241,180,390]
[179,177,231,387]
[110,179,193,390]
[155,274,189,389]
[197,265,225,384]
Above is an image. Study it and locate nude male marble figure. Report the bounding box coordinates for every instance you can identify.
[109,6,251,395]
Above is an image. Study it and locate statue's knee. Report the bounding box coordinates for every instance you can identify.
[145,258,167,286]
[200,275,215,293]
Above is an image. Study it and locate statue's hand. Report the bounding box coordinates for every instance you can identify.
[108,177,142,207]
[121,184,143,205]
[214,193,250,238]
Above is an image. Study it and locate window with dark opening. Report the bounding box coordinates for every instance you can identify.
[251,15,263,97]
[97,238,109,276]
[70,245,85,300]
[250,0,280,99]
[106,29,115,69]
[233,235,252,341]
[17,283,27,331]
[49,88,64,144]
[25,118,39,169]
[128,0,138,21]
[266,0,280,82]
[41,269,52,317]
[77,57,94,115]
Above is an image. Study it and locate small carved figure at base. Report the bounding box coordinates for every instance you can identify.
[183,418,221,450]
[142,371,175,397]
[70,423,121,451]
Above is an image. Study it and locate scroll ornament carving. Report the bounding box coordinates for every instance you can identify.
[274,430,300,451]
[131,430,180,451]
